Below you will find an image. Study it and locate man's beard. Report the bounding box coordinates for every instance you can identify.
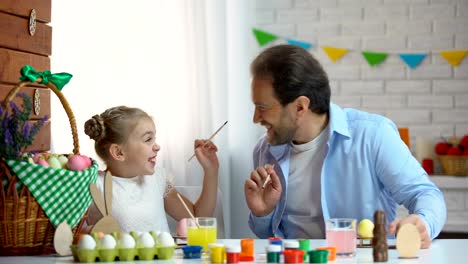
[268,122,297,145]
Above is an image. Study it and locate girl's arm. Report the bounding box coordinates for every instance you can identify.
[165,139,219,220]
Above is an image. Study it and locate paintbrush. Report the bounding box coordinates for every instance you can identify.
[176,193,200,228]
[262,164,275,189]
[188,120,228,162]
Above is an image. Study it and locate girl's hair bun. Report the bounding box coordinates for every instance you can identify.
[84,114,105,141]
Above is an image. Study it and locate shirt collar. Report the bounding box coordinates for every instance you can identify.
[328,102,351,139]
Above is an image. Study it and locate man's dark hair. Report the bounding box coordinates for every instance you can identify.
[250,44,330,114]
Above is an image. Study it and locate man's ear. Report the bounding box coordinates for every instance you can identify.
[109,143,125,161]
[295,96,310,117]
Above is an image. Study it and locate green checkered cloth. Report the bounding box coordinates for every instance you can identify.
[6,159,98,228]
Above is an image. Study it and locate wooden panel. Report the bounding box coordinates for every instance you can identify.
[24,120,51,152]
[0,12,52,56]
[0,84,50,120]
[0,48,50,84]
[0,0,51,23]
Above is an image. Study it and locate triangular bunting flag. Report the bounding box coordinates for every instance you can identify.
[439,50,468,67]
[322,46,348,62]
[252,28,278,46]
[362,51,388,67]
[399,53,427,69]
[287,39,313,50]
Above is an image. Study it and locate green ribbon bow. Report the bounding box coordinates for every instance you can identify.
[19,65,73,91]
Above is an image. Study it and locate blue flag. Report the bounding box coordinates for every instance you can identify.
[399,53,427,69]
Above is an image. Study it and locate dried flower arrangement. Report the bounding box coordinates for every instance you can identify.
[0,93,49,160]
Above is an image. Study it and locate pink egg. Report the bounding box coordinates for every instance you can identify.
[37,159,49,167]
[79,155,92,167]
[67,155,88,171]
[33,153,42,163]
[176,218,188,237]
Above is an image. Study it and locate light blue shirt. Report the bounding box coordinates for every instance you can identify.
[249,103,446,240]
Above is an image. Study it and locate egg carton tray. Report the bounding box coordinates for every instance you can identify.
[71,244,176,262]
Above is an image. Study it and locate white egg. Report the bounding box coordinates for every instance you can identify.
[100,234,117,249]
[119,233,136,249]
[138,232,155,248]
[158,231,175,246]
[78,234,96,250]
[150,230,160,243]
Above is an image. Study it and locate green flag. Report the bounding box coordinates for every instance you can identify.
[253,28,278,46]
[362,51,388,66]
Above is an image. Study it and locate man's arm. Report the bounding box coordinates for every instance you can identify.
[373,119,446,243]
[248,212,275,238]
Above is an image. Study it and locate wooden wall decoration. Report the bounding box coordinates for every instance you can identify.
[0,0,52,152]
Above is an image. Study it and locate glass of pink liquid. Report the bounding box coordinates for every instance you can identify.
[325,218,357,257]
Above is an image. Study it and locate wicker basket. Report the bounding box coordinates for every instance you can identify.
[438,155,468,176]
[0,76,93,255]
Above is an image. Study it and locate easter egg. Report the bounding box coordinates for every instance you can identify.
[138,232,155,248]
[78,234,96,250]
[119,233,136,248]
[158,232,175,246]
[57,155,68,168]
[358,219,374,238]
[48,156,62,169]
[67,155,88,171]
[100,234,117,249]
[37,159,49,167]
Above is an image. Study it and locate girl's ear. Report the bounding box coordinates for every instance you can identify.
[109,143,125,161]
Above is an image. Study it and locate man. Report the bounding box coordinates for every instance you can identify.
[244,44,446,248]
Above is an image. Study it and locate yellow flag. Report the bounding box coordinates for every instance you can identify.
[322,46,349,62]
[439,50,468,67]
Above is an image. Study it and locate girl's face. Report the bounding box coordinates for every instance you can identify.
[121,118,161,176]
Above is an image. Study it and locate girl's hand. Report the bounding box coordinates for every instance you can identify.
[194,139,219,171]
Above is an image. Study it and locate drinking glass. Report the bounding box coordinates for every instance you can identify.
[187,217,217,251]
[325,218,357,257]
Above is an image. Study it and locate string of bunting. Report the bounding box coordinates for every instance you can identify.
[253,28,468,69]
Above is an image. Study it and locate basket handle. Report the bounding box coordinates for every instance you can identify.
[2,77,80,155]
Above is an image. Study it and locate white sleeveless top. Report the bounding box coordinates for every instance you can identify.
[87,167,174,233]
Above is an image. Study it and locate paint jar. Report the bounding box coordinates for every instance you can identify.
[315,246,336,261]
[308,250,329,263]
[268,237,283,249]
[283,249,304,263]
[266,244,282,263]
[210,243,225,263]
[239,238,254,262]
[181,245,203,259]
[284,240,300,250]
[226,245,241,263]
[299,239,310,262]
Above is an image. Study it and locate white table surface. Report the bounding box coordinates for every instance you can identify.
[0,239,465,263]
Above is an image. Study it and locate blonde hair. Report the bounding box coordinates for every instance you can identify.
[84,106,152,162]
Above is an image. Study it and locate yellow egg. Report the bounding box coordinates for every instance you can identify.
[358,219,374,238]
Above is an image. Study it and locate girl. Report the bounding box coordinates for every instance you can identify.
[84,106,219,233]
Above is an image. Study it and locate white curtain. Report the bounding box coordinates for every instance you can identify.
[51,0,258,238]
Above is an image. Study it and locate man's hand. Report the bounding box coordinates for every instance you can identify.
[388,214,431,249]
[244,165,282,216]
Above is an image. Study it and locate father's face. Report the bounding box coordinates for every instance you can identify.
[251,77,297,145]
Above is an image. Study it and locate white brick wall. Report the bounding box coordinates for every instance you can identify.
[255,0,468,233]
[255,0,468,139]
